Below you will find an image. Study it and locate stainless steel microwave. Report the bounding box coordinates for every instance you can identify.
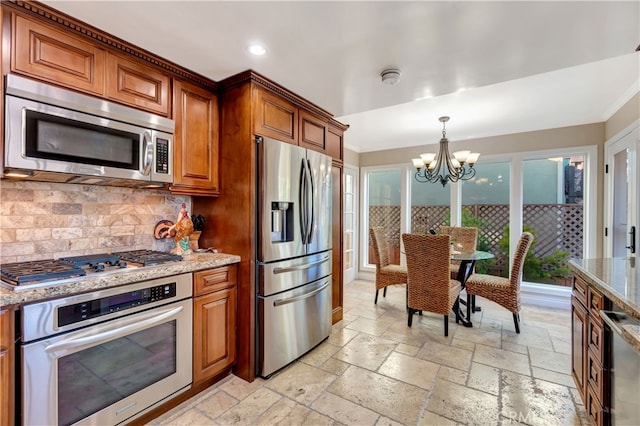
[3,74,174,187]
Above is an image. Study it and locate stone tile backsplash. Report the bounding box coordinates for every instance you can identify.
[0,181,191,263]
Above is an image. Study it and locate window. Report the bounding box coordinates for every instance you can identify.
[363,169,402,268]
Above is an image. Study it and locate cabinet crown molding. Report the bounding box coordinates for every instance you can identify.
[5,0,217,91]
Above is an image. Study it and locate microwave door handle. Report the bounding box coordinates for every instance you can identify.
[142,131,153,176]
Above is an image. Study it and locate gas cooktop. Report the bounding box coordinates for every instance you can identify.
[0,250,182,290]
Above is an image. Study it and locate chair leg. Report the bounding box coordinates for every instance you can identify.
[383,287,387,297]
[375,289,379,304]
[408,308,414,327]
[513,313,520,334]
[444,315,449,337]
[466,292,471,320]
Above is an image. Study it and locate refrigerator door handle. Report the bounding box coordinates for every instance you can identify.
[273,281,330,307]
[272,254,331,274]
[306,159,315,244]
[299,158,308,244]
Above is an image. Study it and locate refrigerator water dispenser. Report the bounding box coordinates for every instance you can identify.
[271,202,293,242]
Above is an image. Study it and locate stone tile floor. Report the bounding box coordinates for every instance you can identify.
[149,279,588,425]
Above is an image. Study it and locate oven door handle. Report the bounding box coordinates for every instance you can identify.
[45,305,183,354]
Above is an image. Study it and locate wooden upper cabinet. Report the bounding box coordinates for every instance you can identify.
[253,86,298,145]
[171,79,220,196]
[12,13,106,95]
[327,124,344,161]
[106,53,170,116]
[299,110,328,153]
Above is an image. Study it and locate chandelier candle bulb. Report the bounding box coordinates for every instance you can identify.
[420,153,436,164]
[453,150,471,163]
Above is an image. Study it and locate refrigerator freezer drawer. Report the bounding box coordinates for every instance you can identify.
[257,251,332,296]
[257,277,332,377]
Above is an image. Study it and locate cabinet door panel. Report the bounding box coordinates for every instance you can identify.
[106,53,170,116]
[571,297,588,400]
[12,14,105,95]
[253,87,298,144]
[194,265,237,296]
[299,110,327,153]
[172,80,220,195]
[572,276,588,307]
[193,287,236,383]
[327,125,344,160]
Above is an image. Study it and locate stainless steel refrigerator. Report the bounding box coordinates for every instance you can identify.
[256,135,333,377]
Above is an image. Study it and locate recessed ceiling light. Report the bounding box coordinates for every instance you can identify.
[248,44,266,56]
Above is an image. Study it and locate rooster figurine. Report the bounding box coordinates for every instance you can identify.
[169,203,194,255]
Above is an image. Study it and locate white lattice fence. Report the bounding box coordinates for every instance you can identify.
[369,203,583,260]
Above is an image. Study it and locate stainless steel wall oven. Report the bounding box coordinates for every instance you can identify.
[18,273,193,425]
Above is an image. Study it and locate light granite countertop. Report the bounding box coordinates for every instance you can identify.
[569,257,640,355]
[0,252,241,308]
[569,257,640,321]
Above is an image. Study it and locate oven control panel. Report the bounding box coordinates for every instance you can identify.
[58,283,177,327]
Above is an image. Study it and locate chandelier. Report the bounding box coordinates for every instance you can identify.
[411,116,479,187]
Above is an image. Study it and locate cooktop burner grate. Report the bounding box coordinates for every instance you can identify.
[111,250,183,266]
[59,253,122,267]
[0,260,86,285]
[1,250,182,289]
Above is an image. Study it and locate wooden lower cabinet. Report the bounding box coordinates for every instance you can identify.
[0,308,15,426]
[193,266,237,384]
[571,275,610,425]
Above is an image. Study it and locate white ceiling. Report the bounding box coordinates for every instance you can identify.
[42,1,640,153]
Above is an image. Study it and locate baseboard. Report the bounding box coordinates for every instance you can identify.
[521,282,571,309]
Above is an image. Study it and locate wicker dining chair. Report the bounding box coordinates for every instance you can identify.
[369,227,407,304]
[465,232,534,333]
[402,233,462,336]
[440,226,478,279]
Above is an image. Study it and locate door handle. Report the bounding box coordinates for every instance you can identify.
[272,254,331,274]
[142,131,153,176]
[273,281,330,306]
[45,305,183,354]
[626,226,636,254]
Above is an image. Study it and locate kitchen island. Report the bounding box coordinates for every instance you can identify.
[0,251,241,307]
[568,257,640,426]
[569,257,640,322]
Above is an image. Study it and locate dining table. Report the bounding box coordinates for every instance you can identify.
[450,250,495,327]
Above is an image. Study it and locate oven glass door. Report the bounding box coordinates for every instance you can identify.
[22,299,192,426]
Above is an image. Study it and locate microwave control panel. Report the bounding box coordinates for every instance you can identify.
[156,138,170,174]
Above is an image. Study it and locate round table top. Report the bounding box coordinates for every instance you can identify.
[450,250,495,261]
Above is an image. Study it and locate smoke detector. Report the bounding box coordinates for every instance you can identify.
[381,69,401,85]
